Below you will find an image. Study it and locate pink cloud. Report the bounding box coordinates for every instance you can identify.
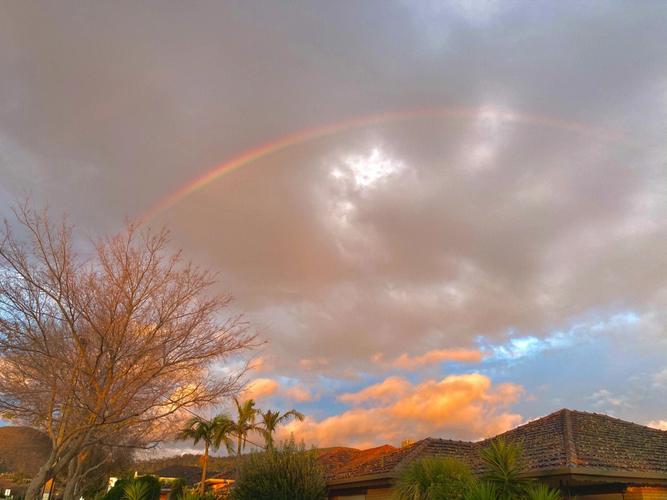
[249,355,272,373]
[280,373,523,448]
[284,385,315,402]
[372,348,484,370]
[299,357,330,371]
[243,377,280,400]
[338,376,411,405]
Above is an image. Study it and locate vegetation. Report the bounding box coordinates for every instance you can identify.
[463,482,499,500]
[178,488,218,500]
[525,483,562,500]
[166,478,187,500]
[258,409,305,451]
[104,476,160,500]
[0,202,254,500]
[122,481,152,500]
[394,457,475,500]
[393,441,563,500]
[231,399,260,460]
[177,414,236,494]
[479,439,532,500]
[231,439,326,500]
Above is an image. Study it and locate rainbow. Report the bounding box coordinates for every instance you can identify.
[140,106,624,222]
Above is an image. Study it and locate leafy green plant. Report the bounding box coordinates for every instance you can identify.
[479,439,531,500]
[525,483,562,500]
[103,479,131,500]
[104,476,160,500]
[393,457,475,500]
[166,478,187,500]
[231,439,326,500]
[463,481,499,500]
[122,481,151,500]
[179,488,218,500]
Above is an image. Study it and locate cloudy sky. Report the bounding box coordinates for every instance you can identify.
[2,1,667,450]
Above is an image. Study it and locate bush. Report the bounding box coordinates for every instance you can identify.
[479,439,530,500]
[103,476,161,500]
[463,482,498,500]
[166,478,187,500]
[393,457,475,500]
[231,439,326,500]
[179,488,218,500]
[103,478,131,500]
[525,483,562,500]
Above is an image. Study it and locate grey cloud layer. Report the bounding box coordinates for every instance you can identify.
[1,1,666,406]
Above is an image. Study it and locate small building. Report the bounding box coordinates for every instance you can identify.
[325,409,667,500]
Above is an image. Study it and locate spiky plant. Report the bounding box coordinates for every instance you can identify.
[525,483,562,500]
[463,481,499,500]
[122,481,151,500]
[479,438,531,500]
[393,457,475,500]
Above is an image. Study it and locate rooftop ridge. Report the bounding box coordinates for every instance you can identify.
[561,408,578,467]
[394,438,432,470]
[567,408,667,433]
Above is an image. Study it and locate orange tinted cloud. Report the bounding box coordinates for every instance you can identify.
[338,376,411,405]
[299,357,330,371]
[281,373,522,448]
[244,377,279,400]
[648,420,667,430]
[249,355,272,373]
[373,348,484,370]
[284,385,315,402]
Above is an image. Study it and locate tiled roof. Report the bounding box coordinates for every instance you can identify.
[326,409,667,483]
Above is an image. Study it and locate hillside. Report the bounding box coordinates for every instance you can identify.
[0,426,51,476]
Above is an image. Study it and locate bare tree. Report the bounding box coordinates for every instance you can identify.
[0,202,255,500]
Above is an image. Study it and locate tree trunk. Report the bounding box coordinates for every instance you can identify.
[199,442,209,496]
[235,436,242,476]
[62,455,81,500]
[25,451,57,500]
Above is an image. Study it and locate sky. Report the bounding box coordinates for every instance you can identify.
[1,1,667,452]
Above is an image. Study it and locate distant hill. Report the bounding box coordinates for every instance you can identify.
[132,445,398,483]
[0,426,51,476]
[133,454,237,484]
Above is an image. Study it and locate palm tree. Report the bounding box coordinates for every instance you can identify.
[177,414,235,495]
[258,409,305,450]
[479,438,531,500]
[231,398,260,459]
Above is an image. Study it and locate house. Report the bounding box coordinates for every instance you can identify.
[325,409,667,500]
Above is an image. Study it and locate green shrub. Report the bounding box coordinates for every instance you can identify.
[463,481,498,500]
[122,481,151,500]
[103,478,131,500]
[479,439,531,500]
[231,439,326,500]
[179,488,218,500]
[166,478,187,500]
[525,483,562,500]
[393,457,475,500]
[104,476,160,500]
